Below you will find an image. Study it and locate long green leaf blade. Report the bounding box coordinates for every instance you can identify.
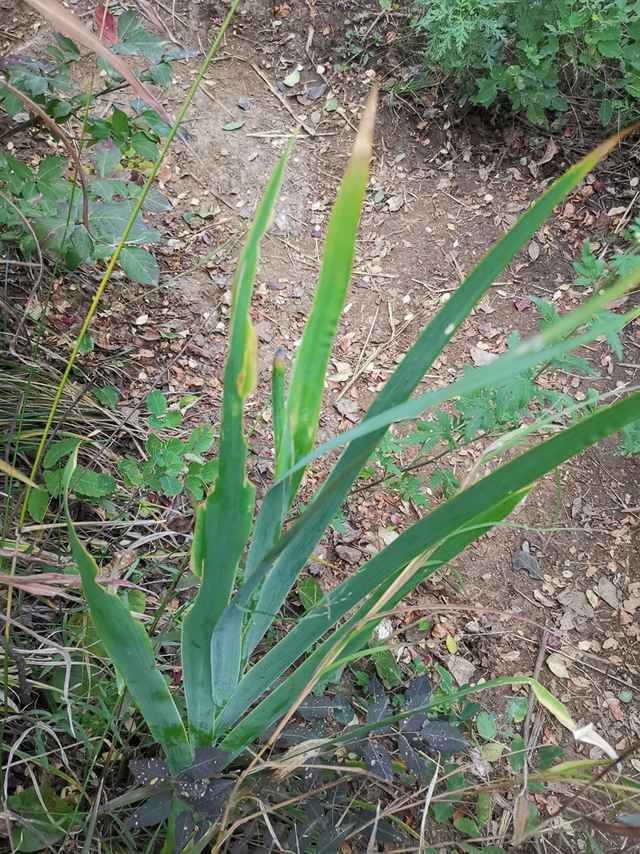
[183,138,295,745]
[239,276,639,667]
[272,346,286,467]
[62,453,191,774]
[241,91,376,661]
[280,85,377,486]
[240,128,635,664]
[218,392,640,748]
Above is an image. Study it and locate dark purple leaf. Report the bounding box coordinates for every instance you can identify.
[401,711,428,732]
[400,730,426,751]
[0,54,52,71]
[332,693,354,726]
[306,797,325,821]
[174,776,208,802]
[364,741,393,782]
[369,675,386,700]
[302,757,322,793]
[190,779,233,822]
[316,825,355,854]
[267,723,313,748]
[420,721,469,754]
[307,84,326,100]
[195,820,211,843]
[124,789,174,829]
[173,811,196,853]
[229,820,257,854]
[398,734,426,782]
[406,674,431,710]
[353,810,399,842]
[326,779,347,806]
[129,758,170,787]
[247,777,288,803]
[366,693,390,733]
[178,745,229,780]
[288,817,322,854]
[297,696,344,719]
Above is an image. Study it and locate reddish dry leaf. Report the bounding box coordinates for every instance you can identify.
[545,795,562,816]
[431,623,448,639]
[94,3,118,43]
[515,296,532,311]
[608,699,625,723]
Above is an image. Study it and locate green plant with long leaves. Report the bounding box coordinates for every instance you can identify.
[60,86,640,847]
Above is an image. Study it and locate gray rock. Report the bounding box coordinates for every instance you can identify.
[335,545,361,565]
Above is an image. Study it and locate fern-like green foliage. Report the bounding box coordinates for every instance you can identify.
[413,0,640,124]
[415,0,508,71]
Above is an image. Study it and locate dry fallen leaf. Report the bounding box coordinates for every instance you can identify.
[511,549,542,579]
[533,588,555,608]
[537,138,557,166]
[547,653,571,679]
[607,698,625,723]
[528,240,540,261]
[387,194,404,212]
[470,347,498,366]
[597,576,619,610]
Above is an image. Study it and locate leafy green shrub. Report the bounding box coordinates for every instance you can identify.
[27,391,217,522]
[413,0,640,124]
[118,390,218,501]
[0,9,191,282]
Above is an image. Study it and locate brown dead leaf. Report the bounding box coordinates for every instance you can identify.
[607,698,625,723]
[512,793,531,846]
[274,3,290,16]
[100,549,136,578]
[537,138,557,166]
[597,576,619,610]
[528,241,540,261]
[547,653,571,679]
[545,795,562,816]
[470,347,498,366]
[533,588,555,608]
[387,194,404,212]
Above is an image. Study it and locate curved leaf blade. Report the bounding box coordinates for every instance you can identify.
[62,453,191,774]
[184,137,295,744]
[218,393,640,751]
[239,129,638,668]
